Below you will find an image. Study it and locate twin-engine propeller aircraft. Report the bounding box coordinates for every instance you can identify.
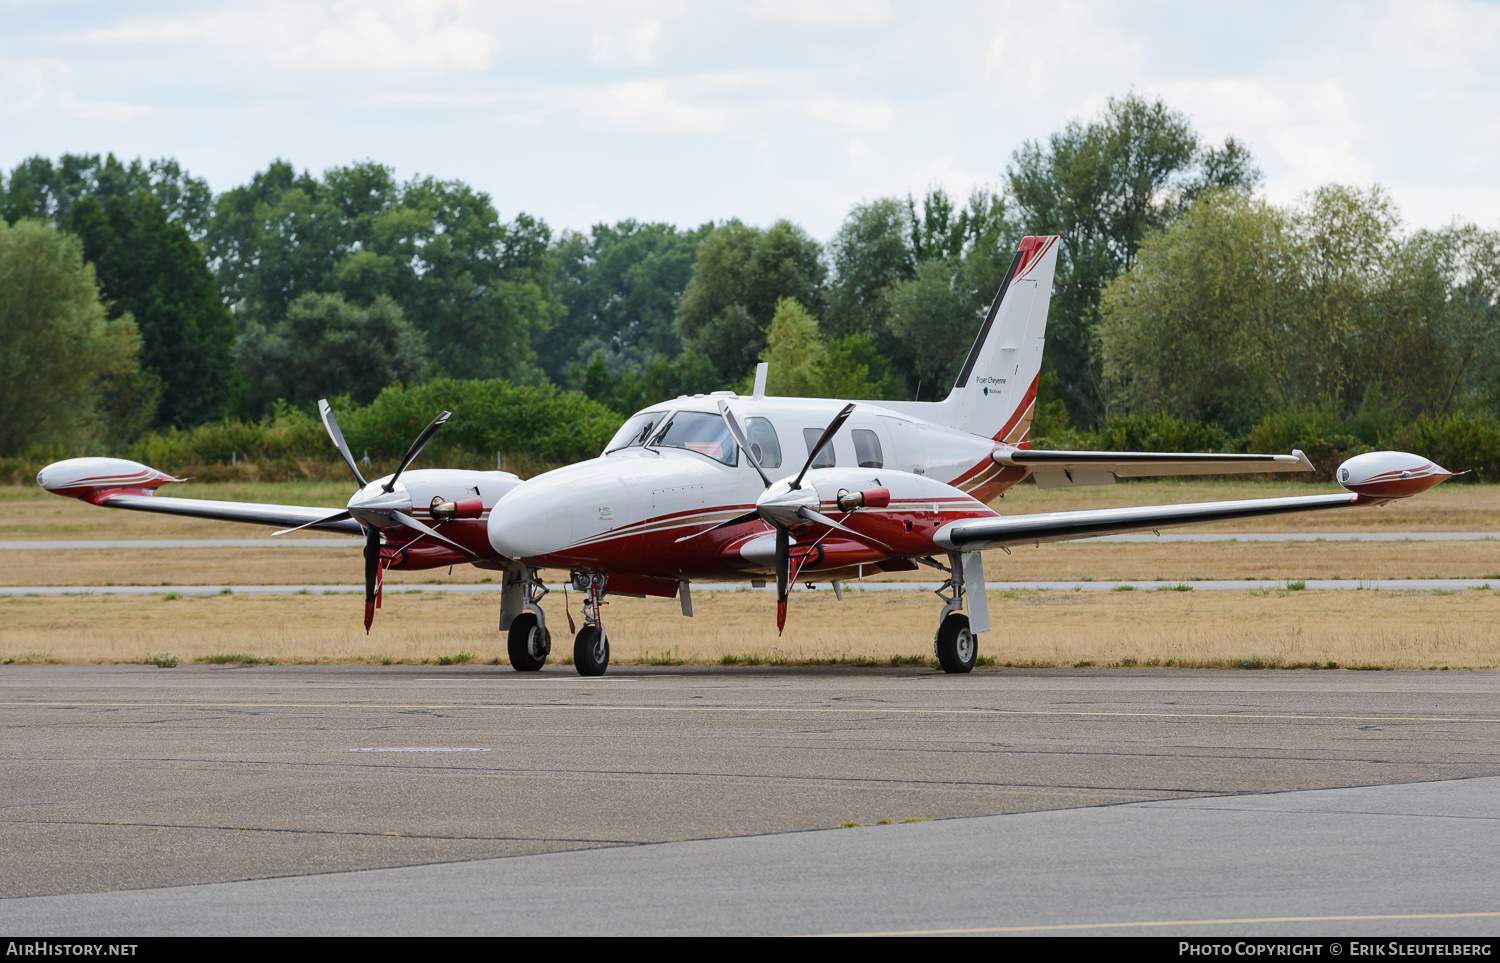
[39,235,1457,676]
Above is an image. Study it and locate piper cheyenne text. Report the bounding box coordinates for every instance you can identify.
[38,236,1456,675]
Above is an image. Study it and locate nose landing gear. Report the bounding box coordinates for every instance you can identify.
[573,573,610,677]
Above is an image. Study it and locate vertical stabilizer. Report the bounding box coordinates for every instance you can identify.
[877,236,1059,443]
[943,235,1058,443]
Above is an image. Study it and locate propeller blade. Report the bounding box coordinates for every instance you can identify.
[775,525,790,634]
[272,510,352,538]
[791,403,856,490]
[716,401,772,489]
[391,510,477,557]
[795,506,891,552]
[319,399,368,489]
[674,509,763,543]
[363,528,380,633]
[383,410,451,493]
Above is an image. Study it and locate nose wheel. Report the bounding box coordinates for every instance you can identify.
[573,573,610,677]
[574,624,609,676]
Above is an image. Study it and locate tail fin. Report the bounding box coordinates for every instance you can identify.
[916,235,1059,444]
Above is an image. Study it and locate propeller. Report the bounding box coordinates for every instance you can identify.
[285,399,473,633]
[698,401,883,634]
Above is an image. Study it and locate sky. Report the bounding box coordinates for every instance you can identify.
[2,0,1498,241]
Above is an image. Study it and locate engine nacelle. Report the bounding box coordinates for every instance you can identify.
[1336,451,1453,498]
[36,457,183,502]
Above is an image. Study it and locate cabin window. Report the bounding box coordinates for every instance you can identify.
[802,427,837,469]
[744,417,782,469]
[852,429,883,469]
[655,411,737,466]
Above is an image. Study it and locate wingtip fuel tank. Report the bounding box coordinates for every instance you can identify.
[1335,451,1454,499]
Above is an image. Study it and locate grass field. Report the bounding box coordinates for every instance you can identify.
[4,478,1499,669]
[3,587,1497,671]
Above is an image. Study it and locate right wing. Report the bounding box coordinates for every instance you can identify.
[36,457,362,535]
[936,492,1364,551]
[90,492,363,534]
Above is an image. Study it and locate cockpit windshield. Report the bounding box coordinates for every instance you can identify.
[653,411,737,466]
[604,411,665,454]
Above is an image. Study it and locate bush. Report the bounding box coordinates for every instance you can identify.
[1388,413,1500,481]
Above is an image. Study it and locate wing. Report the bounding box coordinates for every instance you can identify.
[992,448,1314,488]
[36,457,362,535]
[91,492,363,534]
[936,492,1363,551]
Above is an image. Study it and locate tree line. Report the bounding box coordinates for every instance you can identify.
[3,94,1498,478]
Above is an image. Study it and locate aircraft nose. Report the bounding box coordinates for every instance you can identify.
[487,477,587,560]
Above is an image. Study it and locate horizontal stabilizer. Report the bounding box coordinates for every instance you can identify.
[994,448,1314,488]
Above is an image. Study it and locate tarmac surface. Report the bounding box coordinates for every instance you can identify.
[3,665,1499,934]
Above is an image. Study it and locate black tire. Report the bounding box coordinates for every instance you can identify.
[507,612,549,672]
[573,625,609,677]
[934,612,976,674]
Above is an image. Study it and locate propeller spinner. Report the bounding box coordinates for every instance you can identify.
[274,400,472,632]
[689,401,887,634]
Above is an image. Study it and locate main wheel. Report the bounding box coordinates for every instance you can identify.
[934,612,976,674]
[507,612,550,672]
[573,624,609,677]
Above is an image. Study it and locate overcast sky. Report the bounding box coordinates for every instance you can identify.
[3,0,1497,240]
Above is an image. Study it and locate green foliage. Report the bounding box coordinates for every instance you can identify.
[1094,413,1239,454]
[207,160,561,384]
[237,292,427,415]
[758,298,895,400]
[827,187,1015,397]
[1101,186,1499,437]
[675,219,826,379]
[127,378,624,474]
[1388,413,1500,482]
[1007,94,1261,424]
[545,220,712,382]
[0,219,148,456]
[66,193,235,428]
[2,153,213,238]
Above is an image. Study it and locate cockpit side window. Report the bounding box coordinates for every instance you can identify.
[802,427,837,470]
[604,411,667,454]
[655,411,738,466]
[851,429,883,469]
[744,417,782,469]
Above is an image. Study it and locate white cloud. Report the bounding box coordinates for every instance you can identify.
[589,19,667,67]
[0,60,148,121]
[83,1,498,72]
[568,80,725,133]
[741,0,892,26]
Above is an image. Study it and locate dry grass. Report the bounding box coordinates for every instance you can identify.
[3,588,1498,671]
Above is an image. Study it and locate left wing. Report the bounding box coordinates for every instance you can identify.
[936,492,1361,551]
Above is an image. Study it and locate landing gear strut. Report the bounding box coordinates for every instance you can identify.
[928,551,988,674]
[573,573,610,677]
[502,566,551,671]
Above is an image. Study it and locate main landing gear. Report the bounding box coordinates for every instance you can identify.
[501,566,551,671]
[572,573,609,677]
[926,551,990,674]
